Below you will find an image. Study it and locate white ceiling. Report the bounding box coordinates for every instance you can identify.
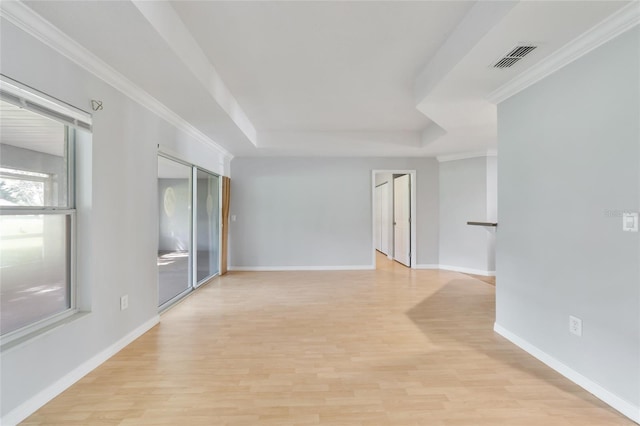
[19,0,632,158]
[171,1,473,132]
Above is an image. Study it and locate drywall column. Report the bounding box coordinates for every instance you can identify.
[496,27,639,419]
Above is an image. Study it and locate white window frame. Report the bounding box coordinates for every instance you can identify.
[0,76,91,348]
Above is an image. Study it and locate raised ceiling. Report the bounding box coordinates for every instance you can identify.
[14,1,634,158]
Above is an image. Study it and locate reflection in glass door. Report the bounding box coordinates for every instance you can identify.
[157,156,192,307]
[195,170,220,285]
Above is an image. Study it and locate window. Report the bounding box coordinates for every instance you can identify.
[0,78,90,343]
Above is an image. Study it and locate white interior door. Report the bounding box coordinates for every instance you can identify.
[380,183,390,255]
[393,174,411,267]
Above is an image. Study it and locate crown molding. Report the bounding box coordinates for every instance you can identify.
[131,0,256,147]
[437,150,496,163]
[0,0,233,161]
[487,2,640,104]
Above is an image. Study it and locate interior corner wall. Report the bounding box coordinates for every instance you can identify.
[496,27,639,413]
[229,157,439,268]
[438,157,494,274]
[0,17,226,421]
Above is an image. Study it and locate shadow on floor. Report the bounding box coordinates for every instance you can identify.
[405,278,605,403]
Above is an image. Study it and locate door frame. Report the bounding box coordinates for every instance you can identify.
[371,170,417,268]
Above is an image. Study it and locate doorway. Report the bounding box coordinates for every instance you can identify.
[372,170,416,268]
[393,174,411,267]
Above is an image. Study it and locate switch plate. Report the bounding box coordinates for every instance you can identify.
[231,215,237,222]
[623,212,638,232]
[569,315,582,337]
[120,295,129,311]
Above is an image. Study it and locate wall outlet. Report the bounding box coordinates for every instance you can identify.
[569,315,582,337]
[120,295,129,311]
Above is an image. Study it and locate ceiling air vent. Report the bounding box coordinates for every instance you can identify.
[492,44,537,69]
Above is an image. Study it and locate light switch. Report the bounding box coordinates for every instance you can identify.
[231,215,237,222]
[623,212,638,232]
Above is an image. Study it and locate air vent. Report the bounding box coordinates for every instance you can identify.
[492,44,537,69]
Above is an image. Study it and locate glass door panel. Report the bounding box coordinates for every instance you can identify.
[195,170,219,284]
[157,156,192,307]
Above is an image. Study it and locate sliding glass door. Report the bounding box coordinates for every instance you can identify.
[195,170,220,285]
[157,155,221,308]
[157,156,192,307]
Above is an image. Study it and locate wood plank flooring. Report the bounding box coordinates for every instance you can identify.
[23,255,633,425]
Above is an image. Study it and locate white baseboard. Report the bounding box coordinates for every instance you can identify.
[229,265,375,272]
[413,264,440,269]
[1,315,160,426]
[439,264,496,276]
[230,264,494,275]
[413,264,496,277]
[494,323,640,424]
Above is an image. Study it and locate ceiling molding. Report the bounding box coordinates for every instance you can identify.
[421,122,446,147]
[131,0,257,147]
[414,1,517,103]
[487,2,640,104]
[0,0,233,160]
[437,150,496,163]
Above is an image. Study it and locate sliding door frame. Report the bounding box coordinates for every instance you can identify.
[157,152,222,310]
[193,168,222,288]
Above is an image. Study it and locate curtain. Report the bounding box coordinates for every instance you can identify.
[220,176,230,274]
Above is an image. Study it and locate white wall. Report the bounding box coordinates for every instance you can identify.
[229,157,439,268]
[438,156,496,274]
[0,18,227,422]
[496,27,639,419]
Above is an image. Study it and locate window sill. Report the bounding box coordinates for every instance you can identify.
[0,311,91,354]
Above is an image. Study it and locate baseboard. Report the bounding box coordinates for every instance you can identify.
[413,264,496,277]
[229,265,375,271]
[494,323,640,424]
[1,315,160,426]
[413,264,440,270]
[230,264,494,275]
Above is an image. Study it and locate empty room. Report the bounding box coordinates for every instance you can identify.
[0,1,638,425]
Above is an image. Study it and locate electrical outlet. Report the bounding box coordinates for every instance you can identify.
[120,295,129,311]
[569,315,582,337]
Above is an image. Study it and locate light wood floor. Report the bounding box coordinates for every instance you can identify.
[23,255,633,425]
